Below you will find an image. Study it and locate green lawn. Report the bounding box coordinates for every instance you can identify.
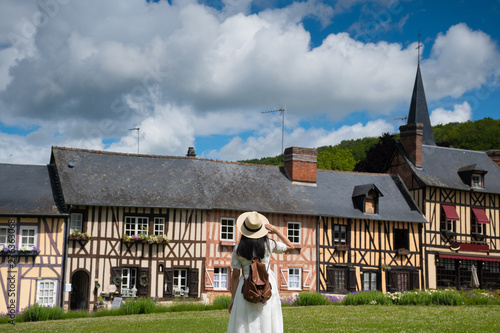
[1,305,499,332]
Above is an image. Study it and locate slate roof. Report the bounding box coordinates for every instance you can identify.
[51,147,427,223]
[398,143,500,193]
[0,163,66,216]
[407,66,435,146]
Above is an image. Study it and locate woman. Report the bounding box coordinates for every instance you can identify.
[227,211,294,333]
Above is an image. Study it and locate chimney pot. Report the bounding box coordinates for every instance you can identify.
[186,147,196,157]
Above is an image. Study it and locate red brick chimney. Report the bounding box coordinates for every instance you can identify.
[284,147,317,184]
[399,123,423,168]
[486,150,500,168]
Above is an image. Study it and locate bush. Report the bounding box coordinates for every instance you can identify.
[212,295,232,309]
[293,292,329,306]
[344,291,392,305]
[23,304,64,322]
[120,297,157,315]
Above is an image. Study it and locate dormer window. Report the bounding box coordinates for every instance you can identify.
[352,184,383,215]
[457,164,487,189]
[471,174,482,188]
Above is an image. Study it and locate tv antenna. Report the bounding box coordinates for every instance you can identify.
[261,107,285,158]
[129,127,140,154]
[394,116,407,124]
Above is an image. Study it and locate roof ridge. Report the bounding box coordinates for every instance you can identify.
[51,146,280,168]
[423,145,487,154]
[318,168,391,176]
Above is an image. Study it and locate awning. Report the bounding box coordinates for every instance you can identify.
[442,204,459,221]
[472,208,490,224]
[439,254,500,262]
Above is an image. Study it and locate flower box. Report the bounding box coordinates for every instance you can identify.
[334,244,350,251]
[397,249,410,256]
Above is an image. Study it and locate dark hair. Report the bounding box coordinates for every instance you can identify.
[237,235,276,260]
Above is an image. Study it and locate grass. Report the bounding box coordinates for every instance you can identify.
[1,305,499,332]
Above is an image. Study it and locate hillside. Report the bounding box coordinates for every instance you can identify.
[239,118,500,172]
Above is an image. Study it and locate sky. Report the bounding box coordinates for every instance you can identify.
[0,0,499,165]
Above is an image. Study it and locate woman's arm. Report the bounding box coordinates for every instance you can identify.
[265,224,295,251]
[228,268,240,313]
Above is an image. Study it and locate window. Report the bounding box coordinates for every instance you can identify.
[365,190,378,214]
[287,222,301,244]
[214,267,228,290]
[472,174,482,188]
[471,214,484,235]
[174,269,188,290]
[288,268,301,290]
[220,218,235,241]
[124,216,149,236]
[37,280,57,306]
[396,272,409,291]
[394,229,409,251]
[0,226,9,246]
[440,205,458,232]
[70,213,83,233]
[333,269,347,291]
[363,272,377,291]
[436,258,456,288]
[121,268,137,295]
[333,225,347,245]
[20,226,37,248]
[154,217,165,235]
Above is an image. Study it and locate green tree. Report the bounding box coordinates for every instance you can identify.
[317,146,357,171]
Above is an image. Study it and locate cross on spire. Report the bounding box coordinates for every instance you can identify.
[416,31,422,67]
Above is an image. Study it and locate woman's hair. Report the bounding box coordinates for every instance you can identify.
[237,235,276,260]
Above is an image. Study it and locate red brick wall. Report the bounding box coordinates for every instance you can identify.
[284,147,317,183]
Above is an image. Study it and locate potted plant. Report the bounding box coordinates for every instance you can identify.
[334,243,350,251]
[397,248,410,255]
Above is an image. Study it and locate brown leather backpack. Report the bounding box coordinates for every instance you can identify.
[241,257,272,303]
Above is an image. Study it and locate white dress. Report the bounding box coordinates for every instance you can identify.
[227,240,287,333]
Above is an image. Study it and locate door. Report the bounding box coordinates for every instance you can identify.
[70,270,90,311]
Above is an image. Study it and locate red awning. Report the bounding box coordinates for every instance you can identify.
[442,204,459,221]
[472,208,490,224]
[439,254,500,262]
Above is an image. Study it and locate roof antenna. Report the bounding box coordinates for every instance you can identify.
[129,127,140,154]
[416,31,422,67]
[394,116,408,124]
[261,106,285,159]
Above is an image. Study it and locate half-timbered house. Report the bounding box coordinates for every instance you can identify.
[0,163,67,313]
[386,65,500,290]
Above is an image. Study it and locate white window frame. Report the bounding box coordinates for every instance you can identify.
[20,226,37,248]
[288,268,301,290]
[220,218,235,241]
[0,226,9,246]
[124,216,149,236]
[36,279,58,306]
[472,174,482,188]
[70,213,83,233]
[174,269,188,290]
[154,217,165,235]
[363,271,377,291]
[287,222,301,244]
[121,268,137,296]
[213,267,228,290]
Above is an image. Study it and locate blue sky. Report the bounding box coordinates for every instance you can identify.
[0,0,499,164]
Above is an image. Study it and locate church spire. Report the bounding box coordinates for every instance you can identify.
[407,36,435,146]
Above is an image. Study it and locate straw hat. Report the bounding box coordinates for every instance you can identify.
[236,211,269,239]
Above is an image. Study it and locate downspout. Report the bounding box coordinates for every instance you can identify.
[317,216,321,292]
[60,206,71,309]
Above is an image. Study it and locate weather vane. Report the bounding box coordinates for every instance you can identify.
[416,31,422,67]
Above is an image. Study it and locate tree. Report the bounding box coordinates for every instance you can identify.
[354,133,396,173]
[317,146,357,171]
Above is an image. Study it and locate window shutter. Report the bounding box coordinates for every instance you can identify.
[164,269,174,297]
[138,268,149,296]
[411,270,420,290]
[387,271,397,293]
[36,280,41,303]
[111,267,122,288]
[326,268,335,291]
[348,267,357,292]
[188,268,199,298]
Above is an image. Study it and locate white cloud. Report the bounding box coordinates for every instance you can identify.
[0,1,498,165]
[430,102,472,126]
